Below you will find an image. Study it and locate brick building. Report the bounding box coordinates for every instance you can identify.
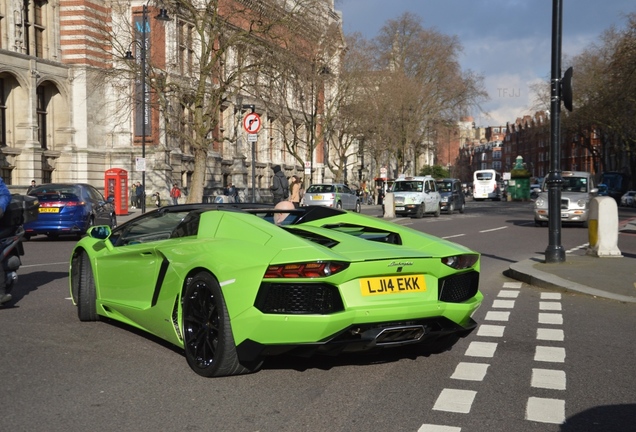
[0,0,343,199]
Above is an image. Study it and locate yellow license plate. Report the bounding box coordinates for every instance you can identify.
[312,195,323,200]
[39,207,60,213]
[360,275,426,296]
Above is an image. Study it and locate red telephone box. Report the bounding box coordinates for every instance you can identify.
[104,168,129,216]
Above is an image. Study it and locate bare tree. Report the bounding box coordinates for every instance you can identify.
[108,0,327,203]
[358,13,486,177]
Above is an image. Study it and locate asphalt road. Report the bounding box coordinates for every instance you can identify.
[1,200,635,432]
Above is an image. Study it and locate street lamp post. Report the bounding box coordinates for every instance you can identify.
[124,3,170,213]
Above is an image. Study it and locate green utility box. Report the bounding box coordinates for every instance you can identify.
[509,178,530,200]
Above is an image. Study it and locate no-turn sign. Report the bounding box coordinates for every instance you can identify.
[243,112,262,133]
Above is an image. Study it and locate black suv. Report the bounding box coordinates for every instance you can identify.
[436,178,466,214]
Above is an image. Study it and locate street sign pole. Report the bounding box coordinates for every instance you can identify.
[545,0,566,263]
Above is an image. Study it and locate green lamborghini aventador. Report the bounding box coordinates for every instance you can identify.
[69,204,483,377]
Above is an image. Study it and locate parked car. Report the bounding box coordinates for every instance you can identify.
[534,171,598,227]
[24,183,117,239]
[302,183,361,212]
[391,176,441,218]
[69,203,483,377]
[436,178,466,214]
[620,190,636,207]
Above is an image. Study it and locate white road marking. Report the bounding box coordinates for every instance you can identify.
[492,299,515,309]
[433,389,477,413]
[418,425,461,432]
[498,290,520,298]
[477,324,505,337]
[526,397,566,424]
[538,313,563,325]
[503,282,522,289]
[541,292,562,300]
[442,234,466,239]
[451,362,490,381]
[539,301,562,311]
[532,368,566,390]
[465,341,498,358]
[535,346,566,363]
[22,262,68,268]
[479,226,508,233]
[484,311,510,321]
[537,328,565,341]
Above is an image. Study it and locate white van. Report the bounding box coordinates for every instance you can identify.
[391,176,441,218]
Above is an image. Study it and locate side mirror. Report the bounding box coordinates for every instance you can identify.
[88,225,112,240]
[590,188,598,194]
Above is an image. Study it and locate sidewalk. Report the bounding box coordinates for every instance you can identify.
[507,218,636,303]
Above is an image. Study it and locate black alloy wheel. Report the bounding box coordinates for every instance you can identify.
[182,271,257,377]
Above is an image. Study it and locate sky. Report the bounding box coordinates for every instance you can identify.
[335,0,636,128]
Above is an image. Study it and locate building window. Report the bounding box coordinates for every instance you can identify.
[493,161,502,170]
[0,79,5,147]
[42,155,53,183]
[1,167,12,185]
[0,11,4,50]
[493,150,501,160]
[178,20,194,76]
[37,87,47,149]
[34,0,46,58]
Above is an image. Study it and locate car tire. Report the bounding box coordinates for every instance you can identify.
[534,220,545,227]
[355,201,361,213]
[76,251,99,322]
[415,203,424,219]
[448,202,454,215]
[459,202,465,214]
[434,205,441,218]
[183,271,260,377]
[336,202,342,210]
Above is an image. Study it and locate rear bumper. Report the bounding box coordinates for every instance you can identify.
[24,219,89,235]
[236,316,478,361]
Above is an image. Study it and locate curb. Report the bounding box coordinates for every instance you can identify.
[506,257,636,303]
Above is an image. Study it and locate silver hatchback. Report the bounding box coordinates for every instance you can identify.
[302,183,361,212]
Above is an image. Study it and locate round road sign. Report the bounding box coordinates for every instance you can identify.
[243,112,262,133]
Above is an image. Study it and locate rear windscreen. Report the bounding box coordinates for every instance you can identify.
[32,186,81,201]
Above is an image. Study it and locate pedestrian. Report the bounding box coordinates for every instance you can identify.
[135,182,145,209]
[27,180,37,194]
[0,177,14,304]
[154,192,162,207]
[170,183,181,205]
[270,165,289,205]
[289,175,302,208]
[131,184,137,208]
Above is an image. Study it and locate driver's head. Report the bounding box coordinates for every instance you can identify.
[274,200,295,225]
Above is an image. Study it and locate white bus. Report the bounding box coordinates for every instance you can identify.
[473,169,504,201]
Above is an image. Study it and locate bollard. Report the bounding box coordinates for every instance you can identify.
[383,193,395,218]
[587,196,622,257]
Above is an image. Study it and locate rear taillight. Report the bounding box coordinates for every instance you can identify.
[442,254,479,270]
[264,261,349,278]
[40,201,83,207]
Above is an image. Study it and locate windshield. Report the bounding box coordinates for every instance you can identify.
[476,172,493,181]
[392,181,423,192]
[436,182,452,193]
[543,177,588,192]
